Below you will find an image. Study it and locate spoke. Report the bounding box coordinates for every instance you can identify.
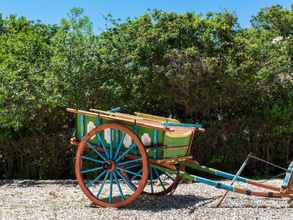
[113,172,125,200]
[150,164,176,182]
[131,168,143,181]
[118,158,141,166]
[80,167,103,174]
[81,156,104,164]
[163,171,176,182]
[96,172,109,198]
[150,167,154,193]
[87,143,107,161]
[158,176,166,191]
[154,168,166,191]
[96,133,109,159]
[113,133,126,160]
[115,144,137,162]
[117,167,142,177]
[115,170,137,192]
[86,170,106,187]
[108,173,113,203]
[122,163,141,170]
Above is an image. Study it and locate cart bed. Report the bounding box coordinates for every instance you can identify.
[67,108,202,159]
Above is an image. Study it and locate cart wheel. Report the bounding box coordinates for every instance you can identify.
[143,165,181,195]
[75,123,149,208]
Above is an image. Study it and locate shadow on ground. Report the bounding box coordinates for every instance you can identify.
[86,194,219,211]
[125,194,216,211]
[0,179,77,187]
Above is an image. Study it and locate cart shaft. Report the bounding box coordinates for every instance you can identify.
[181,161,281,192]
[151,164,293,199]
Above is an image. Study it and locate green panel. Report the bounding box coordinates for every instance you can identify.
[163,134,191,147]
[163,146,188,158]
[84,115,99,145]
[146,148,162,159]
[147,146,188,159]
[76,114,105,143]
[136,126,164,146]
[75,114,164,149]
[147,146,189,159]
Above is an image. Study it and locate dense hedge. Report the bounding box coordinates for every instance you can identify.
[0,6,292,179]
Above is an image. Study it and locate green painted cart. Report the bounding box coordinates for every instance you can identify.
[67,107,293,208]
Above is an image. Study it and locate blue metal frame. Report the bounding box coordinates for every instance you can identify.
[161,121,202,129]
[282,161,293,189]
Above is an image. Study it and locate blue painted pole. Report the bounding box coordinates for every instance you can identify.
[153,129,158,159]
[79,114,85,139]
[161,122,202,128]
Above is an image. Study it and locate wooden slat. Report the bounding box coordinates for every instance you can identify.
[134,112,179,123]
[66,108,170,131]
[89,108,144,120]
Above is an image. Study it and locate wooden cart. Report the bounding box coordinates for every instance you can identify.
[67,107,293,208]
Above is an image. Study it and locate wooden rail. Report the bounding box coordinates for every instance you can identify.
[66,108,205,132]
[66,108,171,131]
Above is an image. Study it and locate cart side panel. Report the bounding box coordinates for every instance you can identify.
[76,114,99,144]
[161,131,193,158]
[164,133,191,147]
[74,113,193,159]
[136,126,164,147]
[75,114,165,147]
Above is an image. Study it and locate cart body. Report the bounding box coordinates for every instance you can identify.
[67,107,293,208]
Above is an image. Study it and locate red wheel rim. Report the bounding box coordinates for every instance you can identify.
[75,123,149,208]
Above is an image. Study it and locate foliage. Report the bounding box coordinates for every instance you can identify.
[0,5,292,178]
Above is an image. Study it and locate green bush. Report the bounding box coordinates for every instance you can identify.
[0,6,292,179]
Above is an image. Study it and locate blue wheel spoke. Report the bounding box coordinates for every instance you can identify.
[115,170,137,192]
[81,156,104,164]
[113,133,126,160]
[87,143,107,161]
[86,170,106,187]
[118,158,141,166]
[113,172,125,200]
[96,172,109,198]
[131,169,142,181]
[122,163,141,170]
[80,166,103,174]
[117,167,142,177]
[150,165,176,182]
[108,173,113,203]
[96,133,109,159]
[154,168,166,191]
[150,167,154,193]
[115,144,137,162]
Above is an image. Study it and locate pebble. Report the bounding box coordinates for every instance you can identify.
[0,179,292,220]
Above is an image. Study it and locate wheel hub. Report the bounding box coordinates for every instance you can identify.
[103,160,116,172]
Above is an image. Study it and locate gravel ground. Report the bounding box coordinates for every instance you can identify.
[0,179,292,220]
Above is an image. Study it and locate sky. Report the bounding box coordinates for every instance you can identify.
[0,0,292,33]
